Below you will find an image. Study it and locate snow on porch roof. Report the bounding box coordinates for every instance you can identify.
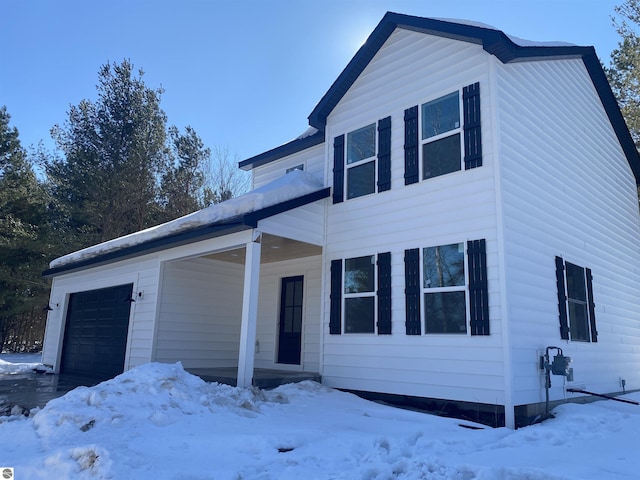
[43,171,330,278]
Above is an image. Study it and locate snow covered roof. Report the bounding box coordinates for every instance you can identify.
[432,17,576,48]
[44,170,329,277]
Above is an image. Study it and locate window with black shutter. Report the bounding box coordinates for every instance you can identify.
[468,239,489,335]
[404,239,490,336]
[329,259,342,334]
[406,82,482,184]
[332,254,391,335]
[377,117,392,192]
[332,135,345,204]
[555,257,597,342]
[335,117,392,201]
[404,106,419,185]
[404,248,421,335]
[377,252,392,334]
[463,82,482,169]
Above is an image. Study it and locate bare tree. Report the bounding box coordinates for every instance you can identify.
[203,145,251,205]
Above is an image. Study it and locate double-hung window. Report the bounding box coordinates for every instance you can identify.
[329,253,392,335]
[555,257,597,342]
[404,82,482,185]
[422,243,467,333]
[344,255,376,333]
[405,240,489,336]
[421,92,462,180]
[332,117,392,203]
[346,124,376,199]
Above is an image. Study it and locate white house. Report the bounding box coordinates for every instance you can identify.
[41,13,640,428]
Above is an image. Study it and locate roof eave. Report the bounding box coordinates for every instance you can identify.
[43,187,331,278]
[239,129,325,171]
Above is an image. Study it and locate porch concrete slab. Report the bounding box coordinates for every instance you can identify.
[0,372,100,414]
[186,367,321,389]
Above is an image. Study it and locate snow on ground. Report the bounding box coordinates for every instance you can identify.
[0,352,43,375]
[50,170,325,268]
[0,360,638,479]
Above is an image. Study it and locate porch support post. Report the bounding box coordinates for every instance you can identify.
[237,231,262,388]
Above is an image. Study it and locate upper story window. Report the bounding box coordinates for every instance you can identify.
[555,257,598,342]
[421,92,462,180]
[346,124,376,199]
[404,82,482,185]
[332,117,391,204]
[286,164,304,174]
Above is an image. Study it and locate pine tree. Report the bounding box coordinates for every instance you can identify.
[607,0,640,146]
[47,59,169,246]
[159,125,209,220]
[0,106,50,351]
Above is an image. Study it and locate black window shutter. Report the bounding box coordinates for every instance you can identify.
[377,252,392,334]
[332,135,345,204]
[463,82,482,170]
[404,106,419,185]
[468,239,490,336]
[586,268,598,342]
[329,259,342,334]
[555,256,570,340]
[377,116,392,192]
[404,248,421,335]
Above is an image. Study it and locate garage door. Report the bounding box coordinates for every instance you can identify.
[61,283,133,379]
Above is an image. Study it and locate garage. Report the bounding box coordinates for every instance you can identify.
[60,283,133,379]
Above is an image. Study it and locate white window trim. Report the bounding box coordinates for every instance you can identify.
[345,123,377,200]
[343,254,378,334]
[286,163,305,174]
[562,260,593,343]
[418,89,464,181]
[420,243,471,335]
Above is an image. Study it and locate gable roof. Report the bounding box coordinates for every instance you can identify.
[242,12,640,183]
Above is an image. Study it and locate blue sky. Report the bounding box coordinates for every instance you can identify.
[2,0,625,163]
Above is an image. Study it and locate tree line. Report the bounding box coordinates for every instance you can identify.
[0,59,248,352]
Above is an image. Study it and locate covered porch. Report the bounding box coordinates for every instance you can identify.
[152,228,325,388]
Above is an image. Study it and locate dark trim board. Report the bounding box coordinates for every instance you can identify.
[239,130,325,171]
[342,389,506,428]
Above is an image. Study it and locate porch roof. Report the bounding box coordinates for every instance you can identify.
[42,187,330,278]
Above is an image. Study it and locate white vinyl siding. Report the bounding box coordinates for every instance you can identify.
[496,57,640,405]
[154,257,244,368]
[252,143,325,189]
[323,29,504,406]
[257,201,325,247]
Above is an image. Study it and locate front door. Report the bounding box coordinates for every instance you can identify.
[277,276,303,365]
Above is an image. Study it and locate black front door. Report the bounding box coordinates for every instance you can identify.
[277,276,303,365]
[61,283,133,380]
